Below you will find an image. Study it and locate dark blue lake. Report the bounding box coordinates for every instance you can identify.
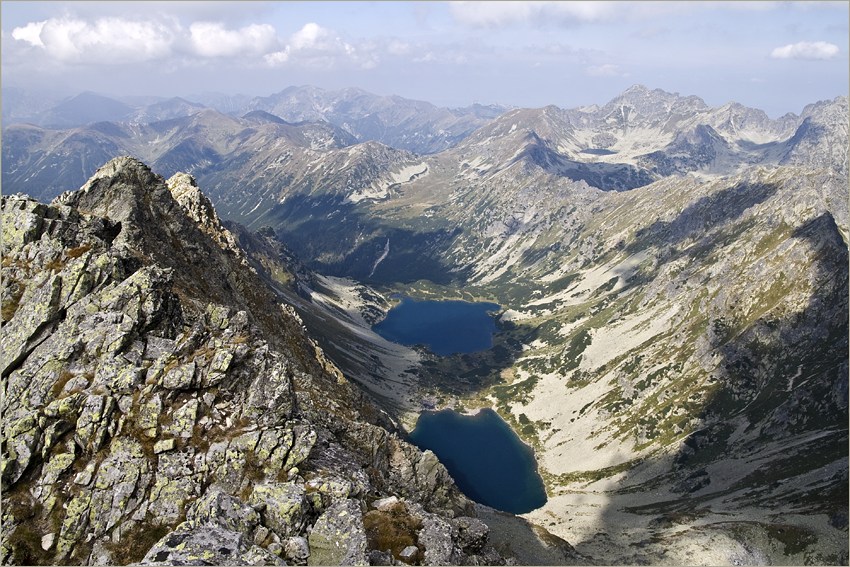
[373,297,500,356]
[408,408,547,514]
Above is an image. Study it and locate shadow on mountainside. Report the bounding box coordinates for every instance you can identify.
[251,192,471,286]
[226,168,847,562]
[626,180,779,254]
[586,209,849,564]
[228,199,540,424]
[601,180,783,305]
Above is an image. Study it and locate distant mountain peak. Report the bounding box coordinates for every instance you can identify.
[622,83,651,94]
[241,109,289,124]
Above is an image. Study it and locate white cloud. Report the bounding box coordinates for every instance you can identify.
[290,22,328,50]
[265,22,377,69]
[9,16,380,70]
[11,21,46,47]
[449,1,617,27]
[264,48,291,65]
[27,17,176,64]
[189,22,278,58]
[449,1,846,28]
[586,64,626,77]
[770,41,839,60]
[412,50,469,65]
[387,39,411,56]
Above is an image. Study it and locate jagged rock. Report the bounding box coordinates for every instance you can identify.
[418,514,460,566]
[305,474,354,512]
[399,545,419,561]
[186,488,260,536]
[141,524,284,565]
[452,516,490,554]
[0,158,509,566]
[88,537,116,566]
[162,398,199,438]
[166,172,245,261]
[136,392,162,438]
[243,358,296,426]
[148,450,200,525]
[372,496,400,511]
[250,427,293,478]
[1,196,47,249]
[253,525,270,546]
[57,491,92,558]
[1,415,42,487]
[283,536,311,564]
[250,482,309,538]
[308,499,368,566]
[161,361,196,390]
[34,451,75,507]
[74,394,116,454]
[284,424,317,471]
[88,437,151,538]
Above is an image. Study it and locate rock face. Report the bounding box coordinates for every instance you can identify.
[0,157,509,565]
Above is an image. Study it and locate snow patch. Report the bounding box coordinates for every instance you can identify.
[368,238,390,278]
[347,162,429,203]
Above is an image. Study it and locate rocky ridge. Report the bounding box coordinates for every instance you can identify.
[0,157,549,566]
[244,85,508,154]
[3,85,848,564]
[212,90,847,562]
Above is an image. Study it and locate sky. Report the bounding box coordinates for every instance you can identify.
[2,1,848,117]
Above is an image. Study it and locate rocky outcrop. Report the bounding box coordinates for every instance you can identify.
[0,157,510,565]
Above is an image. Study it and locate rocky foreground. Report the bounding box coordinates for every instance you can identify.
[0,157,580,566]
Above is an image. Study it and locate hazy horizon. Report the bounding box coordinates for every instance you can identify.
[2,1,848,118]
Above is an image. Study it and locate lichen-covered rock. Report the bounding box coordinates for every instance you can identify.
[162,398,199,439]
[1,414,42,487]
[74,394,116,454]
[136,392,162,438]
[418,513,460,566]
[307,499,368,566]
[186,488,260,536]
[1,196,47,250]
[152,439,174,454]
[88,437,151,538]
[161,361,196,390]
[147,450,199,524]
[57,492,92,558]
[34,451,75,508]
[305,474,354,512]
[0,159,508,566]
[140,524,284,566]
[250,482,309,538]
[283,536,310,565]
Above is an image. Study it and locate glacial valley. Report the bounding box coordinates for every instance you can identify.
[2,84,848,565]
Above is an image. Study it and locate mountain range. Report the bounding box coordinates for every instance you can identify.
[2,85,507,154]
[2,84,848,565]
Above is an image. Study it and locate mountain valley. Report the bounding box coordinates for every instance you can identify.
[2,84,848,565]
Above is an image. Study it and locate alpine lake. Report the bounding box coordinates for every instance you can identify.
[373,297,547,514]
